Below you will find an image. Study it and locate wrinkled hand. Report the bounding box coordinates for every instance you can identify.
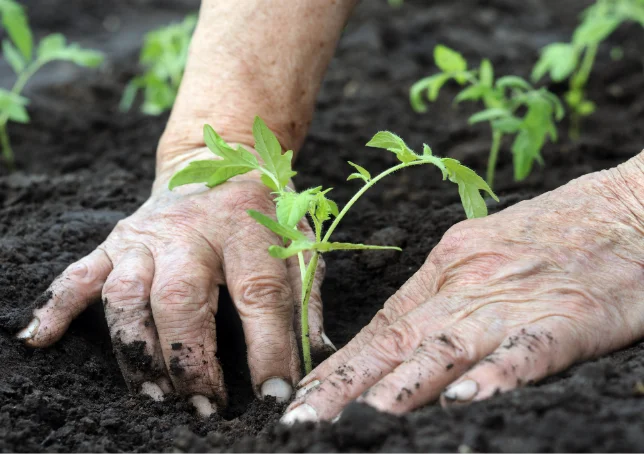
[17,147,331,415]
[283,153,644,423]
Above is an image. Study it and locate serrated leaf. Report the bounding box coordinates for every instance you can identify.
[0,88,28,123]
[168,160,222,189]
[347,161,371,181]
[202,124,259,175]
[366,131,418,163]
[434,45,467,73]
[479,59,494,88]
[496,76,532,91]
[312,189,339,223]
[207,165,257,188]
[37,34,103,67]
[268,240,315,259]
[573,15,620,46]
[0,0,33,60]
[252,116,296,192]
[442,158,498,218]
[248,210,309,242]
[3,39,24,73]
[531,43,578,82]
[276,190,315,229]
[468,108,510,124]
[455,84,487,103]
[492,116,522,133]
[410,73,451,112]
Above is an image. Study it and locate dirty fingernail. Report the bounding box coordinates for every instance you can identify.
[190,394,216,418]
[321,332,337,351]
[280,404,318,425]
[16,317,40,340]
[295,379,321,399]
[140,382,164,402]
[261,378,293,403]
[443,379,479,403]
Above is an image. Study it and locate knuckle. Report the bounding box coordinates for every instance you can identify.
[236,274,294,311]
[65,258,101,285]
[103,273,149,304]
[154,278,206,307]
[222,184,273,215]
[417,332,473,369]
[371,318,420,362]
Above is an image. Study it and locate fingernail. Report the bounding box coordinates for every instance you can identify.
[16,318,40,340]
[190,394,216,418]
[280,404,318,425]
[443,379,479,403]
[261,378,293,403]
[321,332,337,351]
[295,379,320,399]
[156,377,173,394]
[140,382,164,402]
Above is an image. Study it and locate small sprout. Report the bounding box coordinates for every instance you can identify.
[411,45,563,188]
[170,117,497,373]
[0,0,103,169]
[532,0,644,139]
[120,15,197,115]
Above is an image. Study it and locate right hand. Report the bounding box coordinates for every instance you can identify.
[16,146,332,415]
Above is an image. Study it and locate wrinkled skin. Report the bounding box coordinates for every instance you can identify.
[283,154,644,423]
[17,147,331,414]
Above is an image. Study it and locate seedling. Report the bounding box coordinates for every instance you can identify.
[0,0,103,169]
[411,45,564,188]
[169,117,497,373]
[120,15,197,115]
[532,0,644,139]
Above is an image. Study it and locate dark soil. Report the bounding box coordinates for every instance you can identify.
[2,0,644,451]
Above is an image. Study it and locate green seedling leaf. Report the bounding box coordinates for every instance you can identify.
[492,116,522,133]
[410,73,451,112]
[311,188,339,223]
[252,116,296,191]
[434,45,467,74]
[496,76,532,91]
[455,84,487,103]
[276,190,316,229]
[203,124,259,167]
[0,0,33,60]
[573,15,620,45]
[347,161,371,183]
[119,80,140,112]
[479,59,494,88]
[168,160,222,189]
[442,158,498,218]
[366,131,418,163]
[468,108,510,125]
[3,39,24,73]
[37,33,104,67]
[532,43,578,82]
[247,210,309,242]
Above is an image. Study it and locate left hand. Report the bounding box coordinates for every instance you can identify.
[281,152,644,423]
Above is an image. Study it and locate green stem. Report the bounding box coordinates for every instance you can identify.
[300,252,319,374]
[568,44,597,140]
[0,123,14,170]
[322,160,427,242]
[486,130,502,188]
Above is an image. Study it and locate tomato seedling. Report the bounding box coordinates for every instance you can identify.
[0,0,103,169]
[532,0,644,139]
[169,117,497,373]
[120,15,197,115]
[411,45,564,189]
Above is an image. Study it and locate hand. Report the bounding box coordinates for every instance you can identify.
[282,153,644,423]
[16,146,332,416]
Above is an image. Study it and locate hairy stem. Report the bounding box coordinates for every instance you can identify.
[322,160,428,242]
[300,252,319,374]
[487,130,502,188]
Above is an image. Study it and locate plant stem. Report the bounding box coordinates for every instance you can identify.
[300,251,319,374]
[486,130,502,188]
[0,124,14,170]
[568,43,597,140]
[322,160,427,242]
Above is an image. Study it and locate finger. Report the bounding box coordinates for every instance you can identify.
[359,320,501,414]
[287,218,334,365]
[17,248,113,347]
[151,242,226,411]
[440,317,586,406]
[102,245,171,400]
[284,298,443,423]
[296,258,441,393]
[225,222,300,403]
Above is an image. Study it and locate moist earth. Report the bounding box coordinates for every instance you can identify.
[1,0,644,452]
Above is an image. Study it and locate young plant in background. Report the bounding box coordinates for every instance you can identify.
[532,0,644,139]
[411,45,564,188]
[169,116,497,373]
[0,0,103,169]
[120,15,197,115]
